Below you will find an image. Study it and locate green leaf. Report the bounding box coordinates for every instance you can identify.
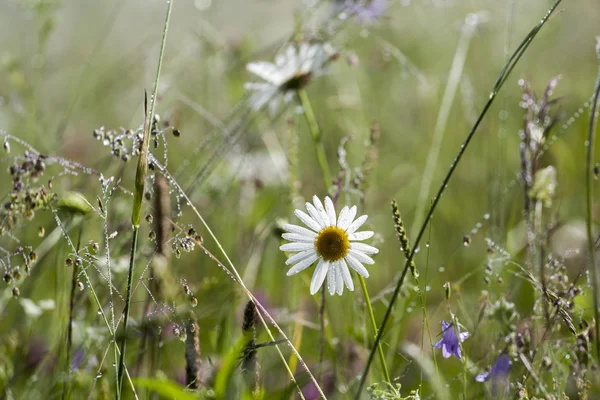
[132,377,201,400]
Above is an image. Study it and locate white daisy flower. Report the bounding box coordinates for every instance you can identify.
[280,195,379,296]
[245,42,336,114]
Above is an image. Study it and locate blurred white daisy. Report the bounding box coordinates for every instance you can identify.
[245,42,336,114]
[280,195,378,295]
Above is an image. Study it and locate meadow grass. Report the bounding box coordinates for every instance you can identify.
[0,0,600,399]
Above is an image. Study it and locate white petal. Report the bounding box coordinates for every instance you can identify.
[346,214,368,235]
[324,196,337,226]
[345,254,370,278]
[349,248,375,264]
[287,253,319,276]
[246,61,283,85]
[339,259,354,291]
[350,242,379,255]
[246,85,278,111]
[284,224,318,238]
[312,196,330,226]
[327,263,336,295]
[282,232,315,242]
[337,205,357,230]
[285,249,316,265]
[280,242,314,252]
[335,263,344,295]
[310,259,329,295]
[336,206,350,227]
[244,82,276,92]
[294,209,321,232]
[348,231,374,241]
[268,95,282,115]
[306,203,326,228]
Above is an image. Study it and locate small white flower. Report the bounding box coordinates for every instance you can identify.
[245,42,335,114]
[280,195,378,295]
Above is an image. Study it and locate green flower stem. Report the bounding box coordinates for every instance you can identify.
[297,89,332,189]
[358,275,391,385]
[117,0,173,397]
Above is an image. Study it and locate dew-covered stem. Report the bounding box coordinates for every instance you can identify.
[354,1,564,396]
[117,0,174,396]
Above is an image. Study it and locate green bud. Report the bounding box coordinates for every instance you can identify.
[57,192,93,215]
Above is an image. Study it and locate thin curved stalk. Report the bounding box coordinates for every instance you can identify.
[354,1,564,397]
[585,38,600,362]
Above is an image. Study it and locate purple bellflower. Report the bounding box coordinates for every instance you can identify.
[433,320,470,359]
[344,0,389,25]
[476,353,511,396]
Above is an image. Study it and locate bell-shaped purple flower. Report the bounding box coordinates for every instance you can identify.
[343,0,389,25]
[475,353,511,383]
[433,320,470,359]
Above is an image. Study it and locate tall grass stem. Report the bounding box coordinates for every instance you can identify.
[358,276,391,385]
[354,1,564,396]
[117,0,174,396]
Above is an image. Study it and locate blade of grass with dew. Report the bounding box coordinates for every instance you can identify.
[117,0,173,397]
[354,1,564,397]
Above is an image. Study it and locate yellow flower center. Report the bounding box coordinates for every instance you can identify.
[315,226,350,262]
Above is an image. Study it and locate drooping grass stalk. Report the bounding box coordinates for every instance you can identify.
[585,38,600,362]
[354,2,564,396]
[297,89,332,189]
[150,158,322,399]
[358,276,391,385]
[117,1,174,396]
[410,13,479,237]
